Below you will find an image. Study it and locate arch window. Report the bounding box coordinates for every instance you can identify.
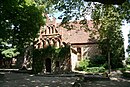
[45,40,50,46]
[48,26,51,34]
[46,26,49,34]
[52,39,56,46]
[51,26,54,33]
[43,40,46,48]
[50,39,54,46]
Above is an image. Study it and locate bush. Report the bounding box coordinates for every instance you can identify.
[89,55,106,67]
[32,49,43,74]
[110,57,124,69]
[124,65,130,71]
[75,58,106,73]
[84,67,105,73]
[123,71,130,77]
[76,59,89,71]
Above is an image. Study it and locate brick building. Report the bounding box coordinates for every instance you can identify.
[34,15,100,73]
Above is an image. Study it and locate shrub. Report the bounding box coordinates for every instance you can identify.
[110,57,124,69]
[32,49,43,74]
[89,55,106,67]
[123,71,130,77]
[76,59,89,71]
[84,67,105,73]
[124,65,130,71]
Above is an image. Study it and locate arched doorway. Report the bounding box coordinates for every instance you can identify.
[45,58,51,72]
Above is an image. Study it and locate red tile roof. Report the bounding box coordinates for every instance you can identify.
[56,20,99,44]
[42,15,99,44]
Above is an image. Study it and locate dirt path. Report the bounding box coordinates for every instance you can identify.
[0,72,130,87]
[0,72,77,87]
[74,77,130,87]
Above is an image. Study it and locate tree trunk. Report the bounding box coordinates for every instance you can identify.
[108,51,111,74]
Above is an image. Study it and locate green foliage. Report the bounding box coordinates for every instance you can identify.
[52,0,93,28]
[124,65,130,71]
[84,67,105,73]
[76,58,105,73]
[32,45,70,73]
[127,33,130,56]
[76,59,90,71]
[38,45,70,59]
[118,0,130,23]
[52,1,129,70]
[52,0,130,27]
[2,48,20,59]
[58,45,70,59]
[123,71,130,78]
[0,41,20,59]
[32,49,43,74]
[122,64,130,77]
[0,0,46,55]
[89,55,106,67]
[91,4,125,69]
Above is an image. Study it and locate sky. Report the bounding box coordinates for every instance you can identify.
[122,21,130,58]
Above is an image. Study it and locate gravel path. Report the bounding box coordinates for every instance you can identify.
[0,72,130,87]
[74,77,130,87]
[0,72,77,87]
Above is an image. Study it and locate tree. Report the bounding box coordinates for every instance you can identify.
[91,4,126,73]
[127,31,130,56]
[84,0,126,5]
[52,0,129,23]
[0,0,46,68]
[118,1,130,22]
[0,0,129,70]
[52,0,129,73]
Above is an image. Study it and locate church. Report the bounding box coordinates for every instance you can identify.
[34,15,100,73]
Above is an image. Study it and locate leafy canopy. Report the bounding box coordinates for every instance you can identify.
[91,4,125,68]
[0,0,46,58]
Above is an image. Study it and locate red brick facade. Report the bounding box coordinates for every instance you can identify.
[34,15,100,72]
